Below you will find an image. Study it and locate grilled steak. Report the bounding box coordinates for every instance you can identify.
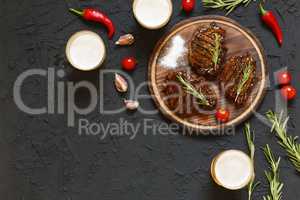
[188,22,226,78]
[220,54,256,106]
[162,70,217,116]
[219,55,244,85]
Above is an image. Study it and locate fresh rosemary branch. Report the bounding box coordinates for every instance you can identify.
[176,75,210,106]
[244,123,260,200]
[211,33,222,69]
[263,145,283,200]
[266,110,300,173]
[235,61,253,102]
[203,0,253,15]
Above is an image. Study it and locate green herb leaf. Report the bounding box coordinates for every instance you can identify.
[211,33,222,70]
[235,61,253,102]
[244,123,260,200]
[176,75,210,106]
[203,0,253,15]
[266,110,300,173]
[263,145,283,200]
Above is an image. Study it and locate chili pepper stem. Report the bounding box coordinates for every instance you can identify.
[69,8,84,17]
[259,4,267,15]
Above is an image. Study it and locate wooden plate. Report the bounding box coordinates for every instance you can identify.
[148,16,267,134]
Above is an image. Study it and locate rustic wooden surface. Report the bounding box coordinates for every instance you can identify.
[149,16,267,133]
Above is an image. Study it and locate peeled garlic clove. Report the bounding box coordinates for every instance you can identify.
[115,34,135,46]
[115,73,128,93]
[124,100,139,110]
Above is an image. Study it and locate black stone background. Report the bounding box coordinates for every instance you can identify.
[1,0,300,199]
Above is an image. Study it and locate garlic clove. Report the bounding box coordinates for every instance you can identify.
[115,73,128,93]
[115,34,135,46]
[124,100,139,110]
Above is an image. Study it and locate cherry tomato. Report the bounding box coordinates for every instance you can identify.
[182,0,195,13]
[280,85,297,100]
[122,57,137,71]
[215,108,230,123]
[277,71,292,85]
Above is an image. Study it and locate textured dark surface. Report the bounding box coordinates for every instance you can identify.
[1,0,300,200]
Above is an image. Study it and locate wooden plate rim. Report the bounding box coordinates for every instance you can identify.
[148,15,268,132]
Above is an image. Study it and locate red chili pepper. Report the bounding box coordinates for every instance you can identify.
[259,4,283,46]
[182,0,195,13]
[69,8,115,39]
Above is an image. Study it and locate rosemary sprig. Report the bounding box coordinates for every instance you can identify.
[203,0,253,15]
[235,61,253,102]
[176,75,210,106]
[211,33,222,69]
[266,110,300,173]
[244,123,260,200]
[263,145,283,200]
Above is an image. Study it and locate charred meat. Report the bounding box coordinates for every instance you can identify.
[162,70,217,116]
[221,54,256,106]
[219,55,244,85]
[188,22,226,78]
